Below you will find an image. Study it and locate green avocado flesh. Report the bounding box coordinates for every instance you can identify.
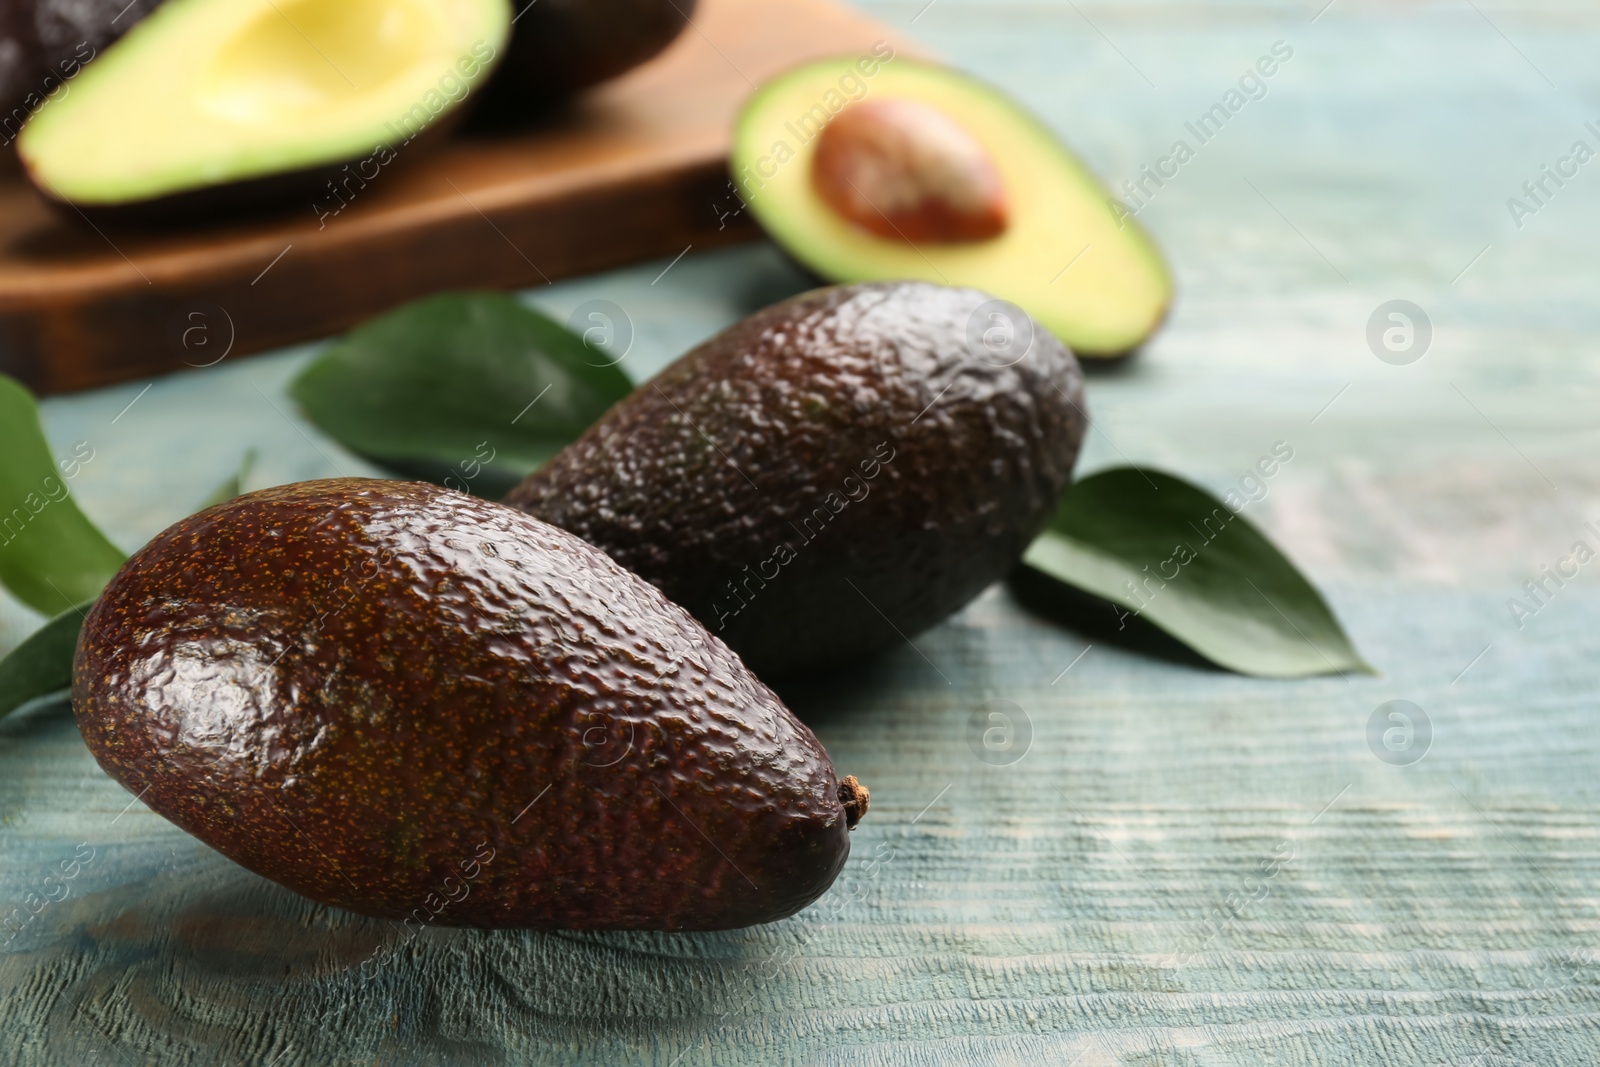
[17,0,509,208]
[733,57,1173,359]
[73,479,864,930]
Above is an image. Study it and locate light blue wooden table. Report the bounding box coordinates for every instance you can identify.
[6,2,1600,1063]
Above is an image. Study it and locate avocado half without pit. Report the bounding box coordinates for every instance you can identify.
[17,0,510,220]
[734,56,1173,360]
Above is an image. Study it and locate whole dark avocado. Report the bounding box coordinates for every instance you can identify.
[72,479,867,931]
[504,281,1086,677]
[488,0,694,100]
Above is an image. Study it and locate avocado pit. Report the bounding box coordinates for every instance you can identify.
[811,97,1008,243]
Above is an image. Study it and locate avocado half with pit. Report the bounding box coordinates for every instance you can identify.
[732,57,1172,360]
[17,0,510,220]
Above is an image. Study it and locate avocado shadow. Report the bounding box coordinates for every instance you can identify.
[458,86,581,136]
[766,652,911,731]
[1077,347,1145,378]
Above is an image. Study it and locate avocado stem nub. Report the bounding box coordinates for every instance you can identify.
[838,775,870,829]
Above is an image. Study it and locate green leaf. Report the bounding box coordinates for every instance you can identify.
[0,375,126,615]
[200,448,258,510]
[290,292,632,497]
[0,605,85,719]
[1009,467,1372,678]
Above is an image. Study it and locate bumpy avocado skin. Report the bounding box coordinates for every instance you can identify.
[0,0,163,116]
[72,479,851,930]
[492,0,693,98]
[505,281,1086,677]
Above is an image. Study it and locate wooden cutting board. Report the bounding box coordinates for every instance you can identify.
[0,0,906,396]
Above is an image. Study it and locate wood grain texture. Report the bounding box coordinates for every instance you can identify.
[0,0,905,397]
[7,1,1600,1063]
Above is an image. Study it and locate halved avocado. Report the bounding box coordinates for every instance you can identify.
[732,57,1172,360]
[17,0,510,219]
